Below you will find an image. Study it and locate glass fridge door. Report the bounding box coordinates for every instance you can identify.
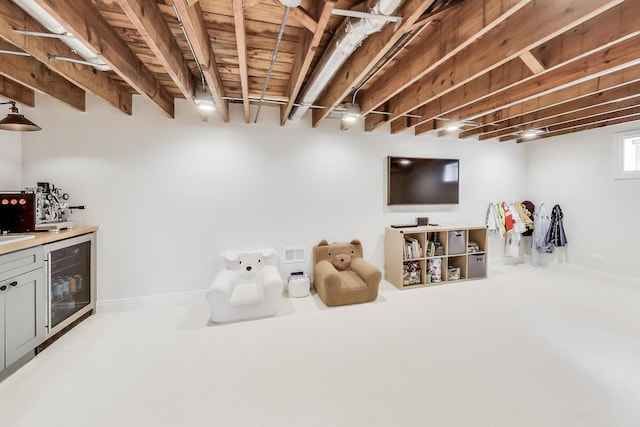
[49,240,91,329]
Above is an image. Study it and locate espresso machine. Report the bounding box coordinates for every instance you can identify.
[29,182,85,230]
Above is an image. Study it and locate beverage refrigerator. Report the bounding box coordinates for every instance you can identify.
[42,233,96,338]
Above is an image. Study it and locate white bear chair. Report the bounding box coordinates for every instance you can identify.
[206,249,284,323]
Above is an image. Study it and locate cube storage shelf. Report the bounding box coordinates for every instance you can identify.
[384,225,488,290]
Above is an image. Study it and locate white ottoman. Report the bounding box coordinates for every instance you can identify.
[288,274,310,298]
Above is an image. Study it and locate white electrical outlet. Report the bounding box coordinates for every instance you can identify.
[591,254,604,262]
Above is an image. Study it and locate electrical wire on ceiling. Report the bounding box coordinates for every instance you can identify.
[253,6,291,124]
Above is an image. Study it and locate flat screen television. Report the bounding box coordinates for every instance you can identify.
[387,156,459,205]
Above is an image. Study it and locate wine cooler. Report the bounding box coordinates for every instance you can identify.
[43,233,96,337]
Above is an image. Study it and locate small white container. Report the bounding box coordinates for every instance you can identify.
[288,274,310,298]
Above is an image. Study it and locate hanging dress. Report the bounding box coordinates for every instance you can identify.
[545,204,568,249]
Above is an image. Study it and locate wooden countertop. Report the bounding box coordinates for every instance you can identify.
[0,226,98,255]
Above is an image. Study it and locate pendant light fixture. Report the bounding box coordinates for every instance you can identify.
[0,101,42,132]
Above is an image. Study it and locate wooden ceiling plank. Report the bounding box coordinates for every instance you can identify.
[0,0,131,114]
[280,0,335,126]
[412,0,640,135]
[430,34,640,134]
[520,51,546,74]
[477,81,640,140]
[0,75,35,107]
[311,0,450,128]
[288,6,317,33]
[33,0,174,118]
[383,0,626,126]
[172,0,229,122]
[485,94,640,141]
[516,111,640,143]
[116,0,196,101]
[461,63,640,138]
[362,0,532,131]
[0,45,85,111]
[232,0,250,123]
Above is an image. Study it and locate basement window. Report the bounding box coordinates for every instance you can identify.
[613,130,640,180]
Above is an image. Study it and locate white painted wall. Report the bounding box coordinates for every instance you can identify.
[21,94,527,303]
[0,130,21,190]
[526,123,640,280]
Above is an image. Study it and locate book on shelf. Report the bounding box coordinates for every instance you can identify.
[403,237,422,259]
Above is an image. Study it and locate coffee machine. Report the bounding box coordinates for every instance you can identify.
[28,182,85,230]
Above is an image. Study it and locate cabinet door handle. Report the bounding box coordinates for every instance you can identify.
[0,285,6,291]
[9,281,18,287]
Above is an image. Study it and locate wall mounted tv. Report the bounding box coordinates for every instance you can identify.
[387,156,459,205]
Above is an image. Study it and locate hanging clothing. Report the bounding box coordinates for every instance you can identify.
[502,202,514,235]
[545,204,568,248]
[510,202,527,234]
[521,200,535,236]
[486,203,501,235]
[531,203,552,266]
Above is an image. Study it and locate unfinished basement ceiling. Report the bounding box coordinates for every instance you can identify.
[0,0,639,142]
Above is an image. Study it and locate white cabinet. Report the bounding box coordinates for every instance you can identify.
[0,247,46,374]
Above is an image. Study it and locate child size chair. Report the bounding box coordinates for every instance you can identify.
[313,239,381,307]
[206,249,283,323]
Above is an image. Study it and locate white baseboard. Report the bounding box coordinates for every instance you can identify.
[96,289,207,313]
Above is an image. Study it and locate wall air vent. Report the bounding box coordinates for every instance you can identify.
[283,246,305,263]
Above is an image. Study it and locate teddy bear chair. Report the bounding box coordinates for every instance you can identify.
[206,249,284,323]
[313,239,382,307]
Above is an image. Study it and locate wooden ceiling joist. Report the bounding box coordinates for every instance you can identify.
[171,0,229,122]
[0,0,132,114]
[361,0,533,131]
[0,75,35,107]
[386,0,627,129]
[0,40,84,111]
[310,0,442,128]
[461,63,640,138]
[411,5,640,135]
[232,0,250,123]
[475,82,640,140]
[415,33,640,136]
[33,0,175,118]
[116,0,196,101]
[280,0,335,126]
[510,110,640,143]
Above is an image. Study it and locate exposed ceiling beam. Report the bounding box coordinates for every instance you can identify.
[475,80,640,140]
[311,0,444,128]
[280,0,335,126]
[171,0,229,122]
[232,0,250,123]
[361,0,533,132]
[414,34,640,135]
[0,40,84,111]
[511,110,640,143]
[385,0,626,127]
[288,5,318,33]
[33,0,174,118]
[0,0,131,114]
[0,75,35,107]
[463,63,640,136]
[116,0,196,102]
[519,51,546,74]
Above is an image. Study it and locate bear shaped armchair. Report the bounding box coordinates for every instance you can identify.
[313,239,382,307]
[206,249,283,323]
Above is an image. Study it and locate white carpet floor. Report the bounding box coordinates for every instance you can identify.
[1,263,640,427]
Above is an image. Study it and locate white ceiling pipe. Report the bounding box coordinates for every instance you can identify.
[289,0,404,121]
[12,0,111,71]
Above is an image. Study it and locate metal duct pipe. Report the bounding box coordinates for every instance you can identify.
[12,0,111,71]
[289,0,404,121]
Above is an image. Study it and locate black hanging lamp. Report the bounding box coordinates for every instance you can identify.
[0,101,42,132]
